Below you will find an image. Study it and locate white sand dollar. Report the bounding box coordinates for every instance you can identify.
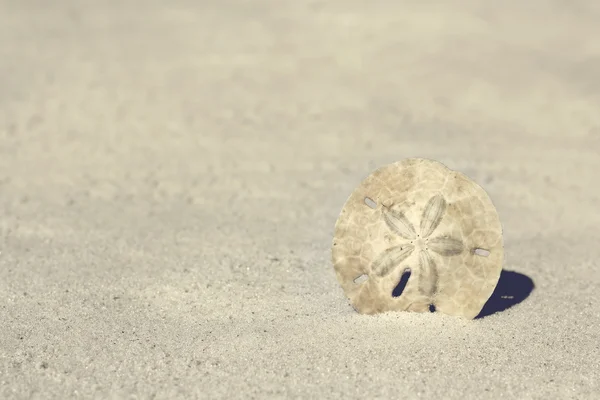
[332,158,504,319]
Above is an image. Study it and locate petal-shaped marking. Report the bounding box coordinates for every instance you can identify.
[418,250,438,296]
[382,207,417,240]
[428,236,464,256]
[420,195,447,238]
[371,244,415,277]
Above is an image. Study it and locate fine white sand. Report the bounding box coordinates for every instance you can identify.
[1,1,599,399]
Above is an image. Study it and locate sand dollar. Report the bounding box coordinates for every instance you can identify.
[332,158,504,319]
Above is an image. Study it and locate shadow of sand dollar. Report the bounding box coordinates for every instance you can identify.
[476,269,535,319]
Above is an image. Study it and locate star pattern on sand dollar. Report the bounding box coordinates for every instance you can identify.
[370,195,465,296]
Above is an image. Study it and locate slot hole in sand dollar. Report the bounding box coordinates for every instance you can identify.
[473,248,491,257]
[364,197,377,209]
[353,274,368,284]
[392,268,412,297]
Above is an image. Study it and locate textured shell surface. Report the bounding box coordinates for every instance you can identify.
[332,158,504,319]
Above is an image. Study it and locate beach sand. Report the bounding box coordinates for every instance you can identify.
[1,1,599,398]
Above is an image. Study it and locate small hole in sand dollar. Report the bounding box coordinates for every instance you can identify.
[392,268,411,297]
[353,274,368,284]
[474,248,491,257]
[364,197,377,209]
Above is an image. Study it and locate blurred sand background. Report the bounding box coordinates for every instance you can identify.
[1,1,599,398]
